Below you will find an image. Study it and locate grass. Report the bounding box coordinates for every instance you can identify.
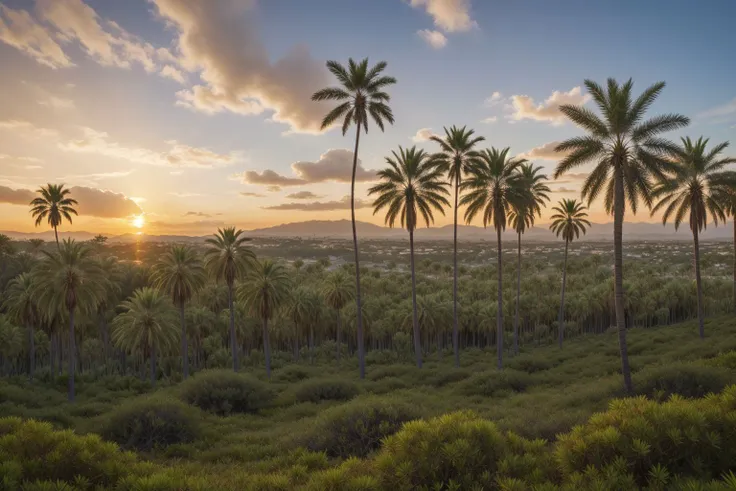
[3,315,736,489]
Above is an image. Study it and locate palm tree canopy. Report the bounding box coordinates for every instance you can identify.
[151,245,207,307]
[204,227,255,287]
[238,260,292,321]
[3,273,37,326]
[554,78,689,215]
[509,163,551,234]
[430,126,485,186]
[652,137,736,232]
[368,146,450,232]
[111,287,179,355]
[311,58,396,134]
[30,184,78,228]
[322,270,354,311]
[549,199,592,242]
[286,286,318,329]
[31,239,108,315]
[460,147,528,230]
[0,234,13,257]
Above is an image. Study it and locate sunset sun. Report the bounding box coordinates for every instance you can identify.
[132,215,145,229]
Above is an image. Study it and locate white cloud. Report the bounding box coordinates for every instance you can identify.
[409,0,477,32]
[38,95,75,109]
[412,128,439,142]
[481,116,497,124]
[0,5,73,68]
[484,91,503,106]
[518,141,571,161]
[263,195,370,211]
[169,192,204,198]
[417,29,447,49]
[697,97,736,123]
[508,87,591,125]
[160,64,186,84]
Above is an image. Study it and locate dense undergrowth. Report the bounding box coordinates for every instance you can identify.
[3,315,736,490]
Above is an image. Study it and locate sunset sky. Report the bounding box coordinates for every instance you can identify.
[0,0,734,236]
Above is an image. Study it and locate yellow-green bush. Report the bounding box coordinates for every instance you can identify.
[292,378,360,404]
[634,364,735,399]
[179,369,274,415]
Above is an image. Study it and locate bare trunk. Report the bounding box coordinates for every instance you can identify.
[309,326,315,365]
[263,318,272,378]
[228,283,238,371]
[693,226,705,338]
[28,324,34,380]
[335,311,342,362]
[452,180,460,367]
[410,229,422,368]
[180,303,188,379]
[558,239,569,348]
[614,168,633,393]
[150,344,156,386]
[496,227,503,370]
[293,323,299,361]
[68,308,75,402]
[513,231,521,355]
[350,121,365,379]
[732,218,735,314]
[54,225,60,250]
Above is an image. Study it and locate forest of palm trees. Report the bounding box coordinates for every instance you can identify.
[1,61,735,403]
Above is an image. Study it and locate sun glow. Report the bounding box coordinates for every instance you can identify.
[132,215,145,229]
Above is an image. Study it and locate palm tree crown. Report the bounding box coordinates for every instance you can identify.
[368,146,451,232]
[430,126,485,186]
[30,184,78,246]
[204,228,255,287]
[239,260,292,322]
[550,199,592,241]
[509,163,551,233]
[152,245,206,307]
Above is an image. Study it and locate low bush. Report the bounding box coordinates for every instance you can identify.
[635,364,734,399]
[273,365,313,383]
[366,365,416,381]
[424,367,471,387]
[292,378,360,404]
[180,369,274,415]
[100,396,200,451]
[458,369,532,397]
[304,396,419,458]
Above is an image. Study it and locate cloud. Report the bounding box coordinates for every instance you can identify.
[240,192,265,198]
[697,97,736,123]
[184,211,211,217]
[160,64,186,84]
[484,91,503,106]
[38,95,75,109]
[149,219,226,233]
[0,120,59,139]
[263,195,371,211]
[151,0,330,133]
[417,29,447,49]
[508,87,591,125]
[241,170,306,187]
[552,187,579,194]
[409,0,477,32]
[0,154,44,170]
[0,5,73,68]
[285,191,322,200]
[412,128,438,142]
[518,141,572,161]
[0,184,141,218]
[266,185,281,192]
[481,116,497,124]
[169,192,204,197]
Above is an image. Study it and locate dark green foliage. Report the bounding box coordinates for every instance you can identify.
[635,364,735,399]
[292,378,360,404]
[304,396,419,458]
[273,365,313,383]
[424,367,471,387]
[180,369,274,415]
[459,368,532,396]
[100,396,200,451]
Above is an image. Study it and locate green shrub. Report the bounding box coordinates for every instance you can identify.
[292,378,360,404]
[180,369,274,415]
[459,369,532,397]
[425,368,471,387]
[100,396,200,451]
[367,377,409,395]
[635,364,734,399]
[507,354,555,373]
[708,351,736,369]
[273,365,313,383]
[366,365,415,381]
[304,396,419,458]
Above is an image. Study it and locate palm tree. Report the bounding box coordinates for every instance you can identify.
[0,315,23,376]
[27,239,45,255]
[651,137,736,338]
[461,147,527,369]
[430,126,485,367]
[312,57,396,380]
[721,189,736,314]
[30,184,78,249]
[549,199,591,348]
[3,273,37,379]
[554,78,689,392]
[204,227,255,371]
[0,234,14,289]
[151,245,206,379]
[369,146,450,368]
[111,287,179,386]
[322,270,354,363]
[238,260,291,378]
[286,287,316,362]
[508,163,550,354]
[32,239,107,401]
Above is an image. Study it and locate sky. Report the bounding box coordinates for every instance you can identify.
[0,0,734,236]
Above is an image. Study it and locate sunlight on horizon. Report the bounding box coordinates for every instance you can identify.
[132,215,145,229]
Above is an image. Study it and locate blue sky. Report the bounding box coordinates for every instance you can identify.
[0,0,734,234]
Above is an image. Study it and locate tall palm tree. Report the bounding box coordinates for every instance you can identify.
[369,146,450,368]
[32,239,107,401]
[204,227,255,372]
[312,57,396,380]
[0,315,23,376]
[508,163,550,354]
[322,270,354,363]
[0,234,14,289]
[3,273,37,379]
[554,78,689,392]
[549,199,591,348]
[721,189,736,314]
[238,260,291,378]
[430,126,485,367]
[461,147,527,369]
[111,287,179,386]
[30,184,78,249]
[286,287,316,362]
[151,245,206,379]
[651,137,736,338]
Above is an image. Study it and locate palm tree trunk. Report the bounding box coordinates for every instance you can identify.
[228,283,238,372]
[309,325,315,365]
[732,217,735,314]
[150,344,157,386]
[409,229,422,368]
[513,231,521,355]
[68,308,75,402]
[496,227,503,370]
[613,169,633,393]
[452,180,460,367]
[558,239,569,348]
[263,318,272,378]
[54,225,60,250]
[693,226,705,338]
[180,304,189,379]
[293,324,299,361]
[336,311,342,362]
[349,120,366,379]
[28,324,34,380]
